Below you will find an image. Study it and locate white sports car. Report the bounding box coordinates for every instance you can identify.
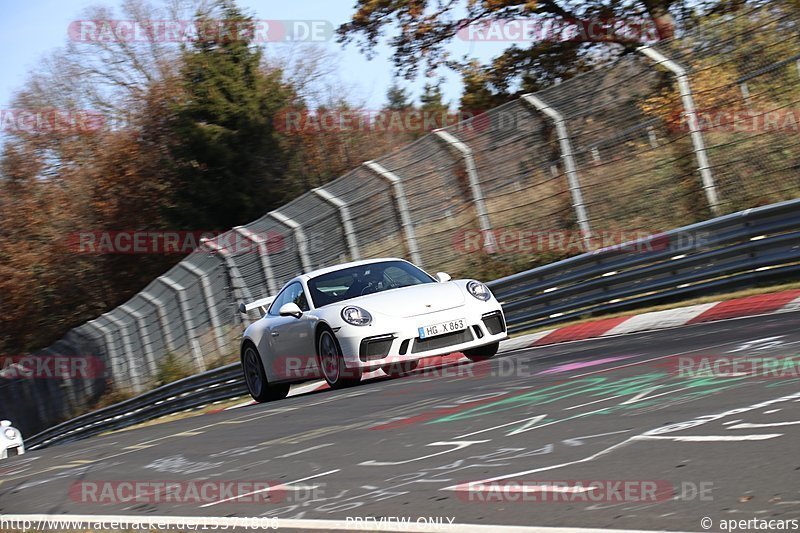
[240,258,507,401]
[0,420,25,460]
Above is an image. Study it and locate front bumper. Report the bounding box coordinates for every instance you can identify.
[1,443,25,460]
[335,307,507,370]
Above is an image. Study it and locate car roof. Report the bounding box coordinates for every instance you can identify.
[298,258,408,281]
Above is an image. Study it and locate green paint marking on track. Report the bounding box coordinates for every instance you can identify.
[427,372,749,425]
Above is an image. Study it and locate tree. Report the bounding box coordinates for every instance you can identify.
[167,0,296,230]
[419,79,450,129]
[385,80,413,111]
[337,0,737,107]
[420,80,447,114]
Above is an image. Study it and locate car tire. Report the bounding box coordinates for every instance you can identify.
[317,327,362,389]
[242,342,291,402]
[464,341,499,362]
[382,360,419,378]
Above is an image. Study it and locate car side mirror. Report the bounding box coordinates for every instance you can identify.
[435,272,451,283]
[279,302,303,319]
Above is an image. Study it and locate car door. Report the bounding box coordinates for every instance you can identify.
[266,282,318,382]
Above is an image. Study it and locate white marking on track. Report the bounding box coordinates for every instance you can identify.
[360,441,490,466]
[276,443,334,458]
[727,420,800,429]
[199,469,340,507]
[455,415,547,439]
[443,391,800,491]
[636,434,782,442]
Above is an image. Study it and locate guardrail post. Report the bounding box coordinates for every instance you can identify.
[363,160,423,266]
[522,94,593,250]
[269,210,313,272]
[103,313,144,393]
[86,319,127,390]
[42,346,78,416]
[158,276,207,373]
[638,45,721,215]
[312,187,361,260]
[180,263,227,356]
[119,304,158,379]
[140,291,176,354]
[234,226,279,295]
[433,129,497,253]
[72,326,108,397]
[201,239,255,326]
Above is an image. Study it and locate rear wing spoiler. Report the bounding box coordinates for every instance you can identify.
[238,296,275,316]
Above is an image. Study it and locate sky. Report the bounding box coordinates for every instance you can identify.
[0,0,509,112]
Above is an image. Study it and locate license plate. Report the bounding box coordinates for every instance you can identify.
[418,318,466,339]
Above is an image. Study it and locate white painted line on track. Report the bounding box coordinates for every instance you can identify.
[727,420,800,429]
[276,443,334,458]
[444,391,800,492]
[199,469,340,508]
[637,434,783,441]
[0,514,697,533]
[454,415,547,439]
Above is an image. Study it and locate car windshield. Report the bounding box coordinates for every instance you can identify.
[307,260,435,307]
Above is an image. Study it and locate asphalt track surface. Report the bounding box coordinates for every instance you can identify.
[2,312,800,532]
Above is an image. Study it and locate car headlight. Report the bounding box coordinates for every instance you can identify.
[467,280,491,301]
[341,306,372,326]
[4,428,16,440]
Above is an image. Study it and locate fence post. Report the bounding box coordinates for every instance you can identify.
[638,45,721,215]
[86,319,126,390]
[522,94,593,250]
[73,326,108,398]
[233,226,279,295]
[119,304,158,379]
[201,239,255,325]
[158,276,207,373]
[103,313,144,393]
[432,129,497,253]
[363,161,423,266]
[140,291,176,354]
[312,187,361,260]
[269,210,313,272]
[42,346,78,417]
[180,262,227,356]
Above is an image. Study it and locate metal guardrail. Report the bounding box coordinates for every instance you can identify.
[26,364,245,450]
[25,198,800,450]
[487,198,800,333]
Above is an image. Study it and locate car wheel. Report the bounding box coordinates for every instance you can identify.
[382,360,419,378]
[317,328,361,389]
[464,341,499,362]
[242,343,290,402]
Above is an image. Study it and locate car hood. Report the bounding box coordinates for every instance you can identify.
[336,282,466,318]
